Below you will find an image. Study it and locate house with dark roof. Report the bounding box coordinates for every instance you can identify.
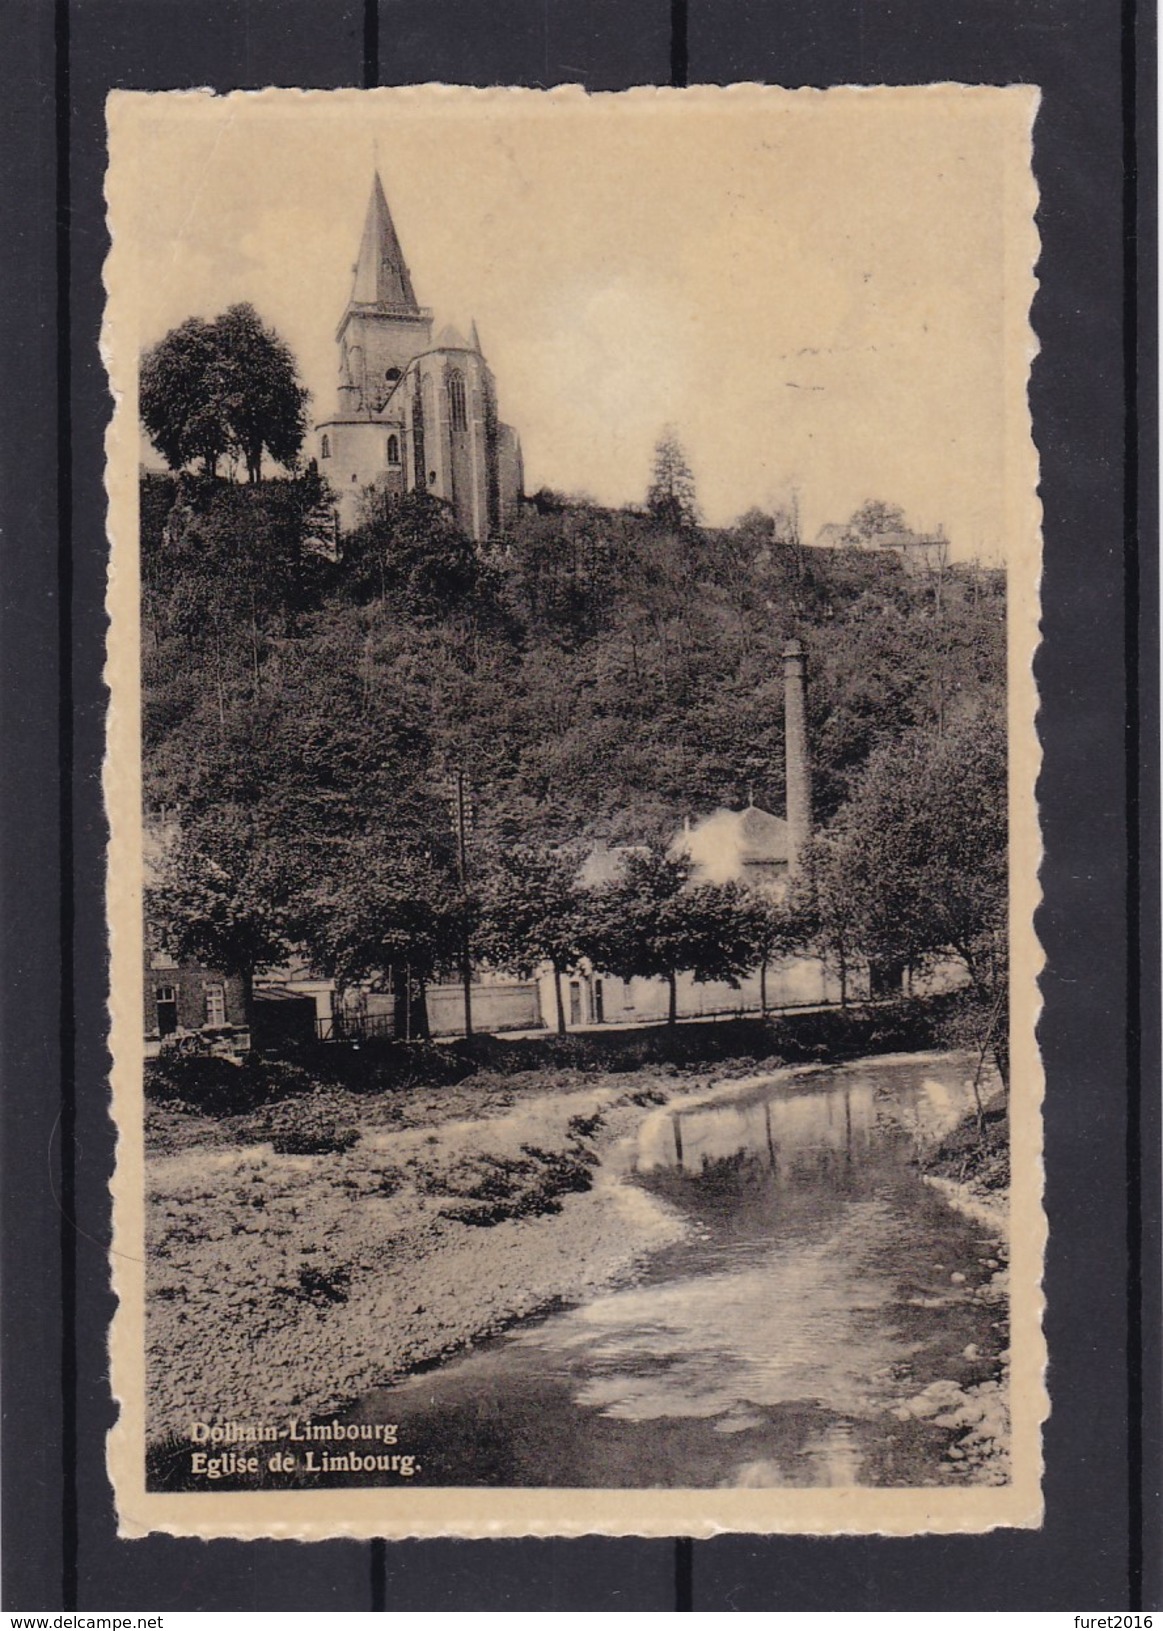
[679,802,791,891]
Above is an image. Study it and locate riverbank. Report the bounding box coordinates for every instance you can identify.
[921,1088,1009,1232]
[913,1089,1010,1482]
[146,1065,705,1445]
[145,1050,1012,1481]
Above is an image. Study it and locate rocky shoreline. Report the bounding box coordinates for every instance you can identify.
[916,1099,1011,1485]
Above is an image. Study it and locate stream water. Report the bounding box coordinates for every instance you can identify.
[348,1052,1008,1489]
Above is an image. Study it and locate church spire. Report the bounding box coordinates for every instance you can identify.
[349,171,419,312]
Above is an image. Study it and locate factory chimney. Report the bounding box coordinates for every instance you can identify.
[783,639,811,876]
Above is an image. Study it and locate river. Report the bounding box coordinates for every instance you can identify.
[346,1051,1008,1489]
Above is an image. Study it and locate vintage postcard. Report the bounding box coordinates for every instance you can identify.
[105,83,1045,1539]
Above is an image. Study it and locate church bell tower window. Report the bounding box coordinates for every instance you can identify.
[320,434,330,459]
[387,434,400,465]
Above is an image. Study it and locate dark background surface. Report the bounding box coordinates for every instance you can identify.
[1,0,1157,1609]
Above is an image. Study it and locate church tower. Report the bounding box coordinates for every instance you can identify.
[315,172,523,539]
[335,172,432,414]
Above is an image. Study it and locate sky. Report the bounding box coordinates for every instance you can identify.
[111,85,1038,562]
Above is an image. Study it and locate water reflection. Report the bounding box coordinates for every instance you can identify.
[633,1062,966,1184]
[356,1054,1003,1489]
[731,1421,863,1489]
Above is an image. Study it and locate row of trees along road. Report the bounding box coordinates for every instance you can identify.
[150,712,1006,1083]
[141,308,1009,1081]
[149,825,805,1042]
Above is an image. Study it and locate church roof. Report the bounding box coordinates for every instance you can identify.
[349,172,420,312]
[435,322,470,349]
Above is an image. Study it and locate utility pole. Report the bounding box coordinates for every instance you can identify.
[452,768,473,1038]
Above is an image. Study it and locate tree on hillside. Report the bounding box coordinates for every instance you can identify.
[477,845,589,1035]
[842,499,909,544]
[140,476,336,740]
[342,491,480,614]
[146,808,299,1027]
[141,317,232,478]
[734,507,776,546]
[582,848,757,1026]
[141,304,307,482]
[646,427,700,531]
[215,304,309,482]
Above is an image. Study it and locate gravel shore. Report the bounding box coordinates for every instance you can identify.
[146,1073,692,1443]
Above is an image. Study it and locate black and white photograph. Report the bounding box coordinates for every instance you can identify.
[104,84,1044,1539]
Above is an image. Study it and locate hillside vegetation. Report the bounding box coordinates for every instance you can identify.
[142,471,1007,1065]
[143,473,1004,841]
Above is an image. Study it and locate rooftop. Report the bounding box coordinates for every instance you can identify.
[678,804,790,885]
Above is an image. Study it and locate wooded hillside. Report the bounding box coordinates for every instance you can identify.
[142,469,1007,1057]
[142,472,1005,848]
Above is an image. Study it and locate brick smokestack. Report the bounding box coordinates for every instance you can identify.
[783,639,811,875]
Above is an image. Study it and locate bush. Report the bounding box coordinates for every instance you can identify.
[424,1143,596,1227]
[923,1101,1009,1191]
[255,1059,317,1100]
[281,1039,474,1095]
[434,1001,945,1077]
[144,1053,315,1116]
[145,1053,258,1112]
[146,995,961,1115]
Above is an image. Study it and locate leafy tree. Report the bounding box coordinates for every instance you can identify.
[787,835,861,1009]
[140,477,336,756]
[141,317,233,478]
[477,844,588,1035]
[140,304,307,482]
[341,491,480,614]
[300,843,469,1041]
[795,711,1008,1075]
[733,506,776,546]
[646,427,700,530]
[215,304,309,482]
[682,878,768,991]
[736,888,799,1014]
[832,712,1005,980]
[841,499,908,544]
[582,848,757,1025]
[146,808,299,1025]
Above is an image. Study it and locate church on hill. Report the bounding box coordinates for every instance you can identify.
[315,172,524,539]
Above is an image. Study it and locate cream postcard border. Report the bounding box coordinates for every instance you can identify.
[104,82,1046,1541]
